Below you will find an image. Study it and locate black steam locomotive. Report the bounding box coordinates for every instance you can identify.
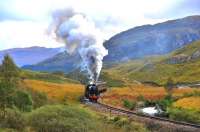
[84,82,107,102]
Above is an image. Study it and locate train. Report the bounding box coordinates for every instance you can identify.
[84,82,107,102]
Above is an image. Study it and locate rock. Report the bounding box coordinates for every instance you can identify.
[167,54,190,64]
[191,50,200,59]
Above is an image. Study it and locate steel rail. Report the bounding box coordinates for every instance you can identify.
[96,102,200,129]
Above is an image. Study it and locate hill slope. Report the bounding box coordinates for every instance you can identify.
[23,52,81,72]
[104,15,200,62]
[0,46,62,67]
[105,40,200,85]
[23,15,200,72]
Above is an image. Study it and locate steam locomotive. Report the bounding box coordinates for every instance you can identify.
[84,82,107,102]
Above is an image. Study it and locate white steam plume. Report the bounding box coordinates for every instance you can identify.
[49,8,108,83]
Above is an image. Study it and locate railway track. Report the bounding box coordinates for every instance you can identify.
[94,102,200,130]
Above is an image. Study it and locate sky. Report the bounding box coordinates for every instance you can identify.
[0,0,200,50]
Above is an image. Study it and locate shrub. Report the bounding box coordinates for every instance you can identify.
[143,95,174,111]
[27,89,48,109]
[27,105,98,132]
[158,95,174,111]
[0,82,15,109]
[144,100,157,107]
[123,99,136,110]
[128,122,149,132]
[105,116,149,132]
[13,90,33,112]
[0,108,26,130]
[167,107,200,124]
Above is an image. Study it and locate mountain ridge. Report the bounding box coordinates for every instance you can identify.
[0,46,62,67]
[104,15,200,61]
[20,15,200,72]
[105,40,200,85]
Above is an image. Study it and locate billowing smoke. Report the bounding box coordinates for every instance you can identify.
[49,8,108,83]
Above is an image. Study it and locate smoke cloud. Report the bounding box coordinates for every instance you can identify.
[49,8,108,83]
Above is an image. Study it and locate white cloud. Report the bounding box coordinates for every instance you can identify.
[0,0,198,50]
[0,20,63,50]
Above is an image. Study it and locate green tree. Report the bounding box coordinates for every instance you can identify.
[0,55,19,111]
[0,54,20,86]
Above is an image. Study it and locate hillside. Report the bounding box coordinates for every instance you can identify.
[23,52,81,72]
[104,15,200,62]
[23,15,200,72]
[23,79,84,103]
[0,46,62,67]
[105,40,200,85]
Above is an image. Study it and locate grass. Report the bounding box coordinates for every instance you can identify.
[23,79,84,103]
[173,96,200,111]
[27,104,98,132]
[167,107,200,124]
[19,79,149,132]
[21,70,79,84]
[101,84,166,107]
[101,84,200,107]
[1,104,149,132]
[104,40,200,85]
[99,72,125,87]
[173,40,200,56]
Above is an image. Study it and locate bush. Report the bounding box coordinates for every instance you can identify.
[105,116,149,132]
[28,89,48,109]
[13,90,33,112]
[143,95,174,111]
[0,82,15,109]
[0,108,26,130]
[27,105,98,132]
[144,100,157,107]
[167,107,200,124]
[123,99,136,110]
[157,95,174,111]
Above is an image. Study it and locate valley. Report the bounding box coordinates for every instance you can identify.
[1,15,200,131]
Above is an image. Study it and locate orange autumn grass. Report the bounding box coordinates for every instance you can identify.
[101,84,200,107]
[174,96,200,111]
[24,79,84,103]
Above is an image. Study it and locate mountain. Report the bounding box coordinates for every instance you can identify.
[23,15,200,72]
[23,52,80,72]
[0,46,62,67]
[104,15,200,62]
[105,40,200,85]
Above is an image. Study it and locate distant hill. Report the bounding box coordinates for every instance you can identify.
[105,40,200,85]
[23,52,80,72]
[23,15,200,72]
[104,15,200,62]
[0,46,62,67]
